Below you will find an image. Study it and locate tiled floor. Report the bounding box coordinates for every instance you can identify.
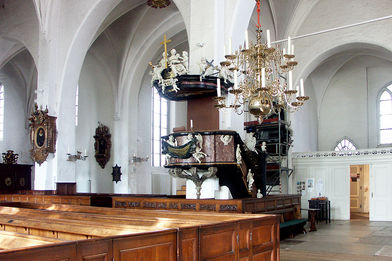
[280,219,392,260]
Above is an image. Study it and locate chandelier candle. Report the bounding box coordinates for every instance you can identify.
[267,30,271,48]
[217,78,221,97]
[287,36,291,54]
[245,30,249,49]
[234,70,238,89]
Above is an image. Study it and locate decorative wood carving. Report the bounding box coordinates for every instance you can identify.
[112,164,121,183]
[29,104,57,165]
[94,122,111,169]
[2,150,18,164]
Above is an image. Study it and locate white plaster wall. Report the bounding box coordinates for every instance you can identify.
[0,49,36,163]
[293,152,392,221]
[77,52,115,193]
[291,78,318,152]
[0,63,31,163]
[367,64,392,148]
[318,56,392,151]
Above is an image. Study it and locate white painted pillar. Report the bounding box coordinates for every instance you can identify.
[112,113,129,193]
[188,0,225,74]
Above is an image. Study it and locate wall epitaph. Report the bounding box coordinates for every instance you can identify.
[94,122,111,169]
[29,104,57,165]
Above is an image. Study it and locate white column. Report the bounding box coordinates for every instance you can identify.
[188,0,225,73]
[112,113,129,194]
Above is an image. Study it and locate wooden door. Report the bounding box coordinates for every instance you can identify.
[370,164,392,221]
[350,165,362,213]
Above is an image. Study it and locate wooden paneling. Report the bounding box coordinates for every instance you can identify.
[0,194,90,206]
[179,227,198,261]
[56,183,77,195]
[76,238,112,261]
[113,196,244,213]
[199,222,237,261]
[187,96,219,131]
[113,230,177,261]
[0,242,77,261]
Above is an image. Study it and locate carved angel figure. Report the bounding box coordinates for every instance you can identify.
[236,144,242,165]
[167,135,177,146]
[150,63,163,85]
[181,51,189,72]
[199,57,217,79]
[220,135,232,146]
[247,169,254,192]
[219,65,233,83]
[244,132,257,152]
[192,133,207,163]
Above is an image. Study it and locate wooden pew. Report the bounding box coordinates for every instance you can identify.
[0,230,64,250]
[0,202,280,260]
[0,230,178,261]
[0,193,302,214]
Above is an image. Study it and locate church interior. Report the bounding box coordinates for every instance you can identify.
[1,0,392,260]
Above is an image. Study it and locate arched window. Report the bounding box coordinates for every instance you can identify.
[151,88,169,167]
[334,137,357,151]
[0,83,3,141]
[378,84,392,145]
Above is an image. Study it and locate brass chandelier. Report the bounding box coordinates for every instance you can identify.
[215,0,309,121]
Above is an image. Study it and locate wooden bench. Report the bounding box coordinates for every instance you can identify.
[0,230,64,250]
[265,207,307,238]
[0,202,280,260]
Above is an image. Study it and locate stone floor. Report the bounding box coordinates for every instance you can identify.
[280,218,392,260]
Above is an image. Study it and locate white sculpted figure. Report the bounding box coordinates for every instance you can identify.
[170,49,186,76]
[192,133,207,163]
[159,51,167,68]
[168,49,181,76]
[181,51,189,72]
[150,63,163,85]
[247,169,254,192]
[236,144,242,165]
[167,135,177,146]
[186,133,193,142]
[220,135,232,146]
[219,65,233,83]
[199,57,216,79]
[244,132,257,152]
[261,141,267,152]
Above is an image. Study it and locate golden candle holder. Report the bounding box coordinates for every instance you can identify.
[229,89,243,95]
[297,96,310,101]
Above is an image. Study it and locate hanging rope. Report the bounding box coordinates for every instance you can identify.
[256,0,261,28]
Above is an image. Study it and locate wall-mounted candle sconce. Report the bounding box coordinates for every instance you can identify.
[67,151,88,161]
[131,154,149,164]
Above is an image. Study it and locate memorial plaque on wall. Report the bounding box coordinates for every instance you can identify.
[29,104,57,165]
